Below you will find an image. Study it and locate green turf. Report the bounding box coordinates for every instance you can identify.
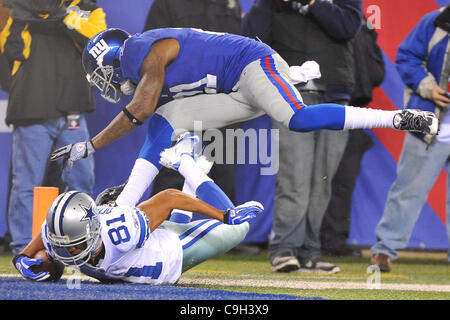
[2,250,449,300]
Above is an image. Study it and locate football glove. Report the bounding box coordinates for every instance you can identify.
[95,180,128,206]
[223,201,264,225]
[12,254,50,281]
[50,140,96,169]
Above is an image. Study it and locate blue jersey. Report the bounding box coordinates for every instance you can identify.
[120,28,275,103]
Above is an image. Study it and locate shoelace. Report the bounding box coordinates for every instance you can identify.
[400,112,427,131]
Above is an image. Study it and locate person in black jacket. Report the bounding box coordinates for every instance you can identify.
[142,0,243,225]
[0,0,106,255]
[320,18,384,257]
[242,0,363,273]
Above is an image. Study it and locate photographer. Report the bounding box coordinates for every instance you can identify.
[242,0,362,273]
[0,0,106,255]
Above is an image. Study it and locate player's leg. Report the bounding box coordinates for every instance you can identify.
[116,95,262,207]
[238,54,438,135]
[115,114,174,206]
[168,182,195,224]
[161,219,249,273]
[159,133,235,211]
[155,92,264,134]
[169,156,214,223]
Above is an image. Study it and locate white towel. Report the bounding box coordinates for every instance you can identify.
[288,60,321,85]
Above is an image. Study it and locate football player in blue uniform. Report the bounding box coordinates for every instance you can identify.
[51,28,439,209]
[13,133,263,284]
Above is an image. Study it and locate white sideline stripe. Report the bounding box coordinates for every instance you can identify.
[3,273,450,292]
[178,278,450,293]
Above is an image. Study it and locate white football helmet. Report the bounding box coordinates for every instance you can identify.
[46,191,101,267]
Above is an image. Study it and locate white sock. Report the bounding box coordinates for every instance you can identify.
[343,106,399,130]
[115,158,159,206]
[170,180,195,221]
[178,155,212,193]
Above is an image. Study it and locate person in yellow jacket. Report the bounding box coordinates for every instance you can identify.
[0,0,106,255]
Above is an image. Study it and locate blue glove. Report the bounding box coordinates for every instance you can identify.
[12,254,50,281]
[224,201,264,225]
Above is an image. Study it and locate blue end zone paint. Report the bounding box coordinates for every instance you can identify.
[0,277,323,300]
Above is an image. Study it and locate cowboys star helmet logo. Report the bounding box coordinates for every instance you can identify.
[80,204,96,222]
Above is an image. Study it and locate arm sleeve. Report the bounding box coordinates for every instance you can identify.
[0,17,30,67]
[63,0,107,40]
[395,12,438,99]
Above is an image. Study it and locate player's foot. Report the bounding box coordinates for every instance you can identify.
[160,132,200,170]
[196,154,213,174]
[393,109,438,135]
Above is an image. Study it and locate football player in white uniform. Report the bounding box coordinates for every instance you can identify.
[13,133,263,284]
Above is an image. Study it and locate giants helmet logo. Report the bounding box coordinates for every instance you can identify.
[88,39,110,67]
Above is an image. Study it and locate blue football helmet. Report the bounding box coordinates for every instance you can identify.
[82,28,131,103]
[46,191,101,267]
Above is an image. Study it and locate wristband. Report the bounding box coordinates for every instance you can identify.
[223,209,230,225]
[122,107,144,126]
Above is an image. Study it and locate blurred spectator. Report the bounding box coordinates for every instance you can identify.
[143,0,243,217]
[370,6,450,272]
[320,18,384,257]
[0,0,10,91]
[0,0,10,252]
[242,0,362,273]
[0,0,106,255]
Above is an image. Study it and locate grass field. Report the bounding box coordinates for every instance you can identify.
[1,248,449,300]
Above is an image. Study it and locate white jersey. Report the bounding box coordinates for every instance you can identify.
[41,205,183,285]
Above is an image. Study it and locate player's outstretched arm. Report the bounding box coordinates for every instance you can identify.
[90,38,180,151]
[137,189,264,232]
[50,38,180,166]
[138,189,225,232]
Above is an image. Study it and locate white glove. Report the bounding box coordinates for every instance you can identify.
[50,140,96,169]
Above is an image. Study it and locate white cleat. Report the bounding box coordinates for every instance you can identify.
[159,132,200,170]
[393,109,439,135]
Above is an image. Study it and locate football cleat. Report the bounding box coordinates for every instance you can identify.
[393,109,438,135]
[159,132,200,170]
